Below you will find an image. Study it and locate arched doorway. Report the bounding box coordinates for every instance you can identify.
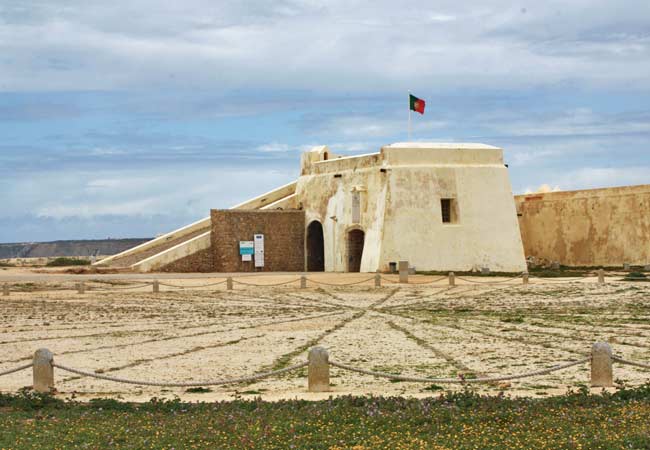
[347,229,365,272]
[306,221,324,271]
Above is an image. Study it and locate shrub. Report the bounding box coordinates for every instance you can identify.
[45,257,91,267]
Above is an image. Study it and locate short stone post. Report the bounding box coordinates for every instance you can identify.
[398,260,409,283]
[522,272,529,285]
[33,348,54,393]
[226,277,233,290]
[308,346,330,392]
[300,275,307,289]
[374,273,381,287]
[597,269,605,284]
[77,281,85,294]
[152,280,159,293]
[448,272,455,287]
[591,342,613,387]
[2,284,9,296]
[623,262,630,271]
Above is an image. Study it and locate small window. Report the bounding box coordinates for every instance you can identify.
[440,198,458,224]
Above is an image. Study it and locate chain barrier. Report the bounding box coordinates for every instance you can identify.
[329,357,589,384]
[380,276,402,284]
[0,362,33,377]
[306,277,377,287]
[89,283,153,291]
[612,356,650,370]
[528,275,590,284]
[232,278,302,287]
[158,280,228,289]
[455,273,525,285]
[406,276,448,285]
[53,361,308,387]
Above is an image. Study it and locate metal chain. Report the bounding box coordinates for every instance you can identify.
[329,358,589,384]
[53,361,308,387]
[0,362,33,377]
[612,356,650,369]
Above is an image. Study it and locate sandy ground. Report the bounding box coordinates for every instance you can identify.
[0,271,648,402]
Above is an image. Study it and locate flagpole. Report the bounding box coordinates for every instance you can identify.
[408,91,411,141]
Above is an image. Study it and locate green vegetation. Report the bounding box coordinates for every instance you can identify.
[416,267,591,278]
[45,257,91,267]
[1,387,650,449]
[0,261,15,267]
[623,272,649,282]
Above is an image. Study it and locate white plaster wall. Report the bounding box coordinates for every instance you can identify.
[379,165,526,272]
[297,144,526,273]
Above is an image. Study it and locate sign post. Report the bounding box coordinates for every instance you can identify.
[239,241,254,262]
[254,234,265,268]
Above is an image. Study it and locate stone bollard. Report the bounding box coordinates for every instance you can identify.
[374,273,381,288]
[398,260,409,283]
[2,283,9,296]
[77,281,85,294]
[152,280,159,293]
[308,346,330,392]
[300,275,307,289]
[33,348,54,393]
[623,263,630,271]
[591,342,613,387]
[597,269,605,284]
[523,272,529,285]
[448,272,455,287]
[226,277,233,290]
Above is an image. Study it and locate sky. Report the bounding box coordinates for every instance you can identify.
[1,0,649,243]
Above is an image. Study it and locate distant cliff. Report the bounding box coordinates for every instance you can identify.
[0,238,151,259]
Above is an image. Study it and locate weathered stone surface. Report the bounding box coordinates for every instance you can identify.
[33,348,54,393]
[591,342,613,387]
[449,272,455,286]
[399,261,409,283]
[515,184,650,267]
[211,210,305,272]
[308,346,330,392]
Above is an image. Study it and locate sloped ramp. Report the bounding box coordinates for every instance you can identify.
[95,181,297,271]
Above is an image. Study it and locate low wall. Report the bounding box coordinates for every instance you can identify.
[211,209,305,272]
[515,184,650,267]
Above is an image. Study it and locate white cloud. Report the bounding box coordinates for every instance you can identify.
[257,142,291,152]
[1,1,649,92]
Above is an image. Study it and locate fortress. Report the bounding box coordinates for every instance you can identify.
[97,143,650,273]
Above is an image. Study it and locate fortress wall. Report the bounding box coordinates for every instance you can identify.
[515,184,650,267]
[379,147,526,272]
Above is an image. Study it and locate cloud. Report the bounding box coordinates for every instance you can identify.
[1,1,650,92]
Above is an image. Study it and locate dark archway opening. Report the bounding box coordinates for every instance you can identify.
[306,221,325,272]
[347,229,365,272]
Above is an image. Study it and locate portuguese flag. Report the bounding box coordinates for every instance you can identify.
[409,94,425,114]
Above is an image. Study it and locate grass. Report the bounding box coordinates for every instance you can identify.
[45,257,91,267]
[622,272,650,282]
[416,267,592,278]
[1,386,650,449]
[0,261,15,267]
